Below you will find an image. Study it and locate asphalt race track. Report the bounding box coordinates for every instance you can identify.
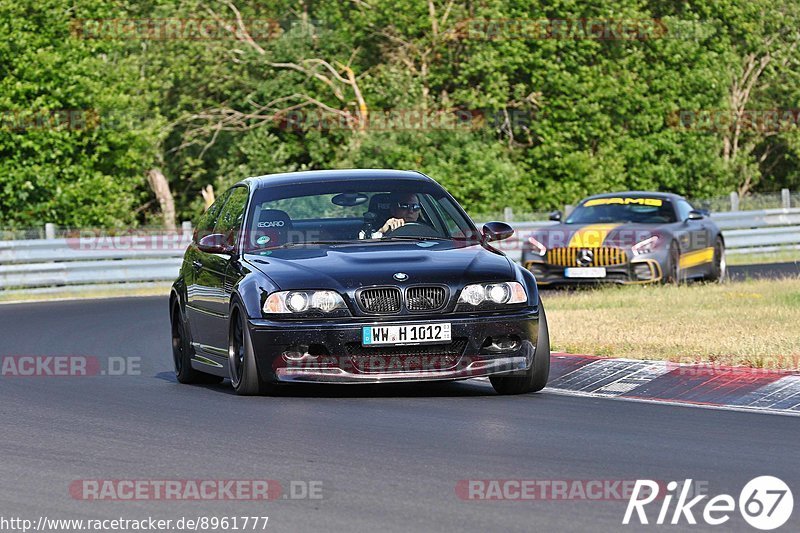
[728,261,800,281]
[1,297,798,532]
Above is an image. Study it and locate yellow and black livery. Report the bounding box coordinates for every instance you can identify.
[522,192,726,285]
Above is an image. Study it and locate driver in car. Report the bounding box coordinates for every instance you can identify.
[372,193,422,237]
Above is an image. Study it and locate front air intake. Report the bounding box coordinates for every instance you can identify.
[358,287,402,314]
[406,286,448,311]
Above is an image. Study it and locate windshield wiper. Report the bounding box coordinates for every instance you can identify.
[253,240,354,250]
[284,240,354,247]
[379,236,450,241]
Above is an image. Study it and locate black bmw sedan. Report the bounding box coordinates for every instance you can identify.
[170,169,549,395]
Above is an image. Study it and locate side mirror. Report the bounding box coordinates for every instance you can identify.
[687,210,704,221]
[197,233,235,254]
[482,221,514,242]
[549,210,562,222]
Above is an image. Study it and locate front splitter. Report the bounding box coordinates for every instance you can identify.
[274,355,530,384]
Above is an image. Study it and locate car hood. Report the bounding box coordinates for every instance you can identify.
[243,240,514,291]
[528,222,666,250]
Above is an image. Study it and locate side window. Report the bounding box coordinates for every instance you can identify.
[676,200,694,221]
[427,195,461,237]
[437,196,477,238]
[213,187,250,247]
[194,189,230,242]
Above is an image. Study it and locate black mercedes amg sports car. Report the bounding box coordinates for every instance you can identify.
[170,169,549,395]
[521,191,726,285]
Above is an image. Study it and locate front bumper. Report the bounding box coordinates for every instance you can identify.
[248,309,539,384]
[523,257,663,285]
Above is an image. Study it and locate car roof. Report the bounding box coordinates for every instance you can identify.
[241,169,433,189]
[580,191,686,202]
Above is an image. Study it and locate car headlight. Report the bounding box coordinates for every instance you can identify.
[527,236,547,256]
[632,236,659,256]
[457,282,527,307]
[264,290,347,314]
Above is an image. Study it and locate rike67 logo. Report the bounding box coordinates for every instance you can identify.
[624,476,793,530]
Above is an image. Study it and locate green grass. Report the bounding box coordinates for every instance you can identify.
[0,283,170,304]
[544,278,800,369]
[727,249,800,265]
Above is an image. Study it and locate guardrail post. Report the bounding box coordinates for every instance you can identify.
[503,207,514,222]
[782,188,791,208]
[44,223,56,240]
[181,221,192,239]
[730,192,739,211]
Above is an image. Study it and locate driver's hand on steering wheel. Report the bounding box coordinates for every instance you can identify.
[378,217,405,234]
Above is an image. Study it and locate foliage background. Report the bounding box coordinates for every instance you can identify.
[1,0,799,227]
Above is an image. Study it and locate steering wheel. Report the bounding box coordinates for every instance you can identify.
[385,222,442,238]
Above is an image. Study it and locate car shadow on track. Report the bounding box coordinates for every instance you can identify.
[269,380,498,398]
[155,371,509,398]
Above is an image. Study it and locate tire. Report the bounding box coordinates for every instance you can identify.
[664,240,681,284]
[171,305,223,385]
[707,236,726,282]
[228,306,269,395]
[490,298,550,395]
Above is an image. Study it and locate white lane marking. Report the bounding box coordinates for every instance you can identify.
[594,361,671,395]
[548,359,671,396]
[543,387,800,418]
[548,360,633,392]
[467,378,800,417]
[469,359,800,417]
[471,356,800,416]
[733,375,800,409]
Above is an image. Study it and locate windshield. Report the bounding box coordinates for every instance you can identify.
[565,197,676,224]
[243,179,479,251]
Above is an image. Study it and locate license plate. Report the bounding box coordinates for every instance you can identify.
[362,323,451,346]
[564,267,607,278]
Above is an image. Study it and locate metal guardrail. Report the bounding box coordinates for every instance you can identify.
[1,208,798,290]
[710,208,800,230]
[0,238,191,264]
[0,258,183,288]
[0,233,191,290]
